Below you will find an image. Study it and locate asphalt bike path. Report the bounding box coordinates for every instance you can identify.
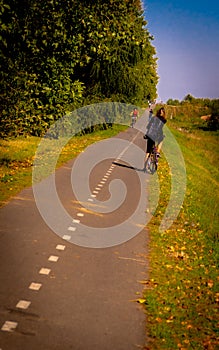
[0,112,150,350]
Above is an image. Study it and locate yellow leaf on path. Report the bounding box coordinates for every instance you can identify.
[136,298,146,304]
[129,298,146,304]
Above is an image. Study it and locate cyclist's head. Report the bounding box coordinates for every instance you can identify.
[156,107,166,119]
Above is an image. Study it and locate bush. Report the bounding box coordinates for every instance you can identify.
[206,99,219,130]
[207,114,219,130]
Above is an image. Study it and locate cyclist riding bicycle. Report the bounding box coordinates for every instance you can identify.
[143,107,167,170]
[149,108,153,121]
[130,108,139,127]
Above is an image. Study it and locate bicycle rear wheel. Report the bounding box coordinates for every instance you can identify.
[144,154,155,174]
[149,159,157,174]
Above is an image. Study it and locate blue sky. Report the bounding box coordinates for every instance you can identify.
[143,1,219,102]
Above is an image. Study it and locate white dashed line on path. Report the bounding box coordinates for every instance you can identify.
[1,321,18,332]
[1,237,69,336]
[77,213,84,217]
[1,160,118,336]
[68,226,76,232]
[56,244,65,251]
[39,268,51,275]
[48,255,59,262]
[16,300,31,309]
[72,219,80,224]
[62,235,71,241]
[29,282,42,291]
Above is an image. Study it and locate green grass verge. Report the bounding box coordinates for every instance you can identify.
[143,120,219,349]
[0,124,127,206]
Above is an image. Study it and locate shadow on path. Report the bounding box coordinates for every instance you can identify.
[112,161,144,173]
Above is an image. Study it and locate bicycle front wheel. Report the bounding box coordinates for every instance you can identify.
[149,160,157,174]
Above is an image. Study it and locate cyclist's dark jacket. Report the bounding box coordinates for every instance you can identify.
[145,115,166,143]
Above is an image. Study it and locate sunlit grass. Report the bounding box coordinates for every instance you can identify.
[0,124,127,206]
[143,120,219,349]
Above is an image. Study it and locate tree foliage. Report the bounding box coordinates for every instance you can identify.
[0,0,84,137]
[72,0,158,103]
[166,98,180,106]
[0,0,158,137]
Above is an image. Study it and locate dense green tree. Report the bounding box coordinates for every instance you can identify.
[0,0,84,137]
[0,0,158,137]
[72,0,158,103]
[167,99,180,105]
[183,94,196,104]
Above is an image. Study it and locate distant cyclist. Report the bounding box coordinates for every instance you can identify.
[149,108,153,121]
[143,107,167,169]
[130,108,139,127]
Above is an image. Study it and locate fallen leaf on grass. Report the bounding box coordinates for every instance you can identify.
[166,315,174,323]
[137,280,158,288]
[207,280,214,288]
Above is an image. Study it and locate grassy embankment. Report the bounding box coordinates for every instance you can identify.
[0,124,127,207]
[143,105,219,349]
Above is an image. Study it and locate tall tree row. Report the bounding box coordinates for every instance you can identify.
[0,0,158,137]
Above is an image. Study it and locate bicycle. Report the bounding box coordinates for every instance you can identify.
[130,108,139,128]
[131,116,137,128]
[143,146,160,174]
